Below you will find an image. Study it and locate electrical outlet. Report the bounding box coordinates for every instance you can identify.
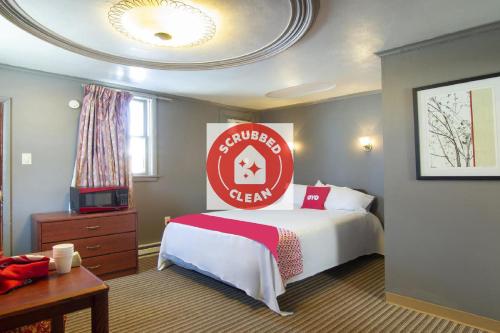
[21,153,32,165]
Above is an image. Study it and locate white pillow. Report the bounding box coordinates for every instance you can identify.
[316,180,374,212]
[293,184,308,208]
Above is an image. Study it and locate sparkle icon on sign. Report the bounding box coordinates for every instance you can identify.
[234,145,266,185]
[248,162,261,175]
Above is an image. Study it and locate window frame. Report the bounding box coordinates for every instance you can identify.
[129,95,158,181]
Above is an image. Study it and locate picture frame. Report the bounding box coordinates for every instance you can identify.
[413,71,500,180]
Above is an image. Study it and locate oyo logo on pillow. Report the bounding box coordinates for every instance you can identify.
[206,123,294,210]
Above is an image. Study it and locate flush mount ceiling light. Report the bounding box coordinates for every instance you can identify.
[0,0,317,70]
[266,82,336,99]
[108,0,216,48]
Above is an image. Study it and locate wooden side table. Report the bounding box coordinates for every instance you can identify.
[0,254,109,333]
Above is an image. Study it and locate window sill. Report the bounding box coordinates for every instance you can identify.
[133,175,160,182]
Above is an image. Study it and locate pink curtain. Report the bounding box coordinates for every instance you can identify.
[74,85,133,192]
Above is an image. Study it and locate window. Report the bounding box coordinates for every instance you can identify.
[128,96,157,179]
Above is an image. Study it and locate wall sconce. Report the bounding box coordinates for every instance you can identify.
[359,136,373,151]
[288,141,302,153]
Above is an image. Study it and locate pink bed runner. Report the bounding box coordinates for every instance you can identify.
[170,214,303,281]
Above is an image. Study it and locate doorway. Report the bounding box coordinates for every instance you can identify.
[0,98,10,256]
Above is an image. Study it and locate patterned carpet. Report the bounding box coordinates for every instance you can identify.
[66,255,484,333]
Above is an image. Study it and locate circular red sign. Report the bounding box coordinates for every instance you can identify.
[207,123,293,209]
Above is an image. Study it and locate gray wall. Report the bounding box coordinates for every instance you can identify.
[133,100,254,245]
[261,94,384,219]
[382,29,500,320]
[0,68,81,255]
[0,66,253,254]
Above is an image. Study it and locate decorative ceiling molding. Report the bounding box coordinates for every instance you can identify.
[0,62,256,112]
[261,90,382,112]
[376,21,500,57]
[0,0,319,70]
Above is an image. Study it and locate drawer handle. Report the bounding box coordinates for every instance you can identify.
[87,264,102,270]
[86,245,101,250]
[85,225,101,230]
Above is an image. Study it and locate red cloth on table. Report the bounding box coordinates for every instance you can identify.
[0,255,50,294]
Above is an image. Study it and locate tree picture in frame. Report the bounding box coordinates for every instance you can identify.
[413,72,500,179]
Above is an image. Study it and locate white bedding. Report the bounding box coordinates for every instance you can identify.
[158,209,384,315]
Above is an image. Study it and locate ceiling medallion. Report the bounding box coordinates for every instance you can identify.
[108,0,216,48]
[0,0,319,70]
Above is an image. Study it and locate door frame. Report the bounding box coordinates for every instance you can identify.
[0,97,11,256]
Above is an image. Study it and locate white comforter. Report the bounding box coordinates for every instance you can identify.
[158,209,384,315]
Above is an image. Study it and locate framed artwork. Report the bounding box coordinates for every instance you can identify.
[413,72,500,180]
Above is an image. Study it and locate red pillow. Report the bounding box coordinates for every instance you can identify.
[301,186,331,210]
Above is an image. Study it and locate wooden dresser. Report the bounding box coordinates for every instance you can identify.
[32,209,138,280]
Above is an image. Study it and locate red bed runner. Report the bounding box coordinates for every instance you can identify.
[170,214,303,281]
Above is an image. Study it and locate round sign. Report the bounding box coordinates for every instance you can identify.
[207,123,293,209]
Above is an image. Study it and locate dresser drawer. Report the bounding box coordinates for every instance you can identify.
[42,232,136,258]
[41,214,136,243]
[82,250,137,276]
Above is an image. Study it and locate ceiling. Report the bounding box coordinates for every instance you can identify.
[10,0,299,66]
[0,0,500,110]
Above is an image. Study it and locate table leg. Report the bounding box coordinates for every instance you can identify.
[51,315,64,333]
[91,291,109,333]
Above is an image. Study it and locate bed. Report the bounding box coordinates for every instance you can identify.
[158,207,384,315]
